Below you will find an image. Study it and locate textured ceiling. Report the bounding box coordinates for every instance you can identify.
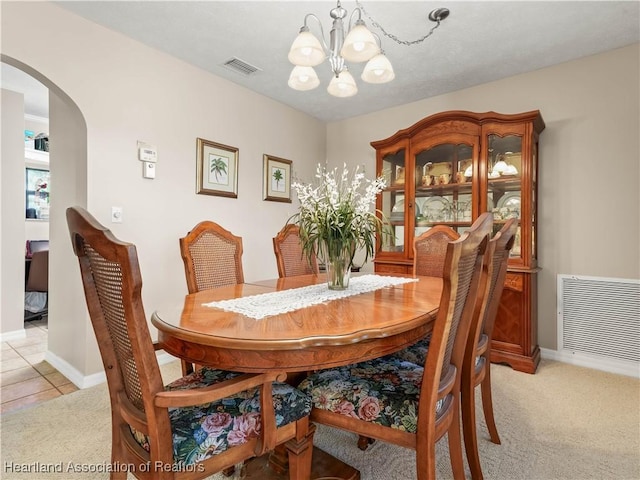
[4,1,639,122]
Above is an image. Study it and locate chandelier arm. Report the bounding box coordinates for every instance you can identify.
[346,6,363,32]
[303,13,330,53]
[371,31,383,50]
[354,0,447,46]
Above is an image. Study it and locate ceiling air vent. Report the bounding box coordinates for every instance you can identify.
[222,57,261,76]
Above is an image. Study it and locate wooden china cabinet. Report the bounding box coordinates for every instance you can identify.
[372,110,545,373]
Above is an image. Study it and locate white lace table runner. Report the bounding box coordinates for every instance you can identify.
[203,274,418,320]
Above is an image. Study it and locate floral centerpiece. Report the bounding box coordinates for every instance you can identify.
[290,163,390,290]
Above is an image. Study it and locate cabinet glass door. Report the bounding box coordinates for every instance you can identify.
[380,148,406,253]
[487,134,523,257]
[414,142,474,238]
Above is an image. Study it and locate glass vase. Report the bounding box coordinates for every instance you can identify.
[321,243,352,290]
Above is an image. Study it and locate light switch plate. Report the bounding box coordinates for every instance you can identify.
[143,161,156,179]
[111,206,123,223]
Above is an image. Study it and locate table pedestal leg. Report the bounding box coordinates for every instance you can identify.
[244,423,359,480]
[244,446,359,480]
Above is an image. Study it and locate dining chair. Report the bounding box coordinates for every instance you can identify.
[66,206,315,480]
[179,220,245,374]
[298,212,493,480]
[24,249,49,321]
[179,220,244,294]
[383,225,460,368]
[273,224,319,278]
[413,225,461,277]
[355,223,461,450]
[392,218,518,480]
[461,218,518,480]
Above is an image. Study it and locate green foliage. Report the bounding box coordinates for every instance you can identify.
[273,168,284,184]
[210,157,228,182]
[290,163,392,267]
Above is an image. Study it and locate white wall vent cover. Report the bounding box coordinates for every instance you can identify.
[557,275,640,377]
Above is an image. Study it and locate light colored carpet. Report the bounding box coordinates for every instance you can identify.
[1,359,638,479]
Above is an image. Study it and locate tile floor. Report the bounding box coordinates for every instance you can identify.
[1,317,77,414]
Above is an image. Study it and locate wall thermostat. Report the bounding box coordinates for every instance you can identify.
[138,146,157,162]
[137,141,157,162]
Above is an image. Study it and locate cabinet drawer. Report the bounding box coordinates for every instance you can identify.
[375,263,411,274]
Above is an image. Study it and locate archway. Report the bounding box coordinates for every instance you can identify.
[1,55,92,387]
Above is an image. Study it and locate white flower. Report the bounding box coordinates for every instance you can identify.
[290,163,389,266]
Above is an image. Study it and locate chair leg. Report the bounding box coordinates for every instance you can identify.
[231,462,247,479]
[447,402,466,480]
[110,424,127,480]
[415,431,437,480]
[481,365,501,445]
[181,360,194,376]
[357,435,375,451]
[109,465,127,480]
[462,378,483,480]
[221,465,237,477]
[285,420,316,480]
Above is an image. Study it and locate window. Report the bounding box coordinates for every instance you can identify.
[26,167,50,220]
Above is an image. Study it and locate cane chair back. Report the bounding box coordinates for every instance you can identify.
[299,213,493,480]
[179,221,244,374]
[378,225,460,374]
[179,221,244,294]
[413,225,461,277]
[462,218,518,480]
[66,207,314,480]
[273,224,319,278]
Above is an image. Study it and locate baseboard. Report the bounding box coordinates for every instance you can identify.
[44,350,180,389]
[44,350,97,389]
[540,348,640,379]
[0,328,27,343]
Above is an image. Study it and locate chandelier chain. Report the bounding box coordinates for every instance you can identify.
[355,0,443,46]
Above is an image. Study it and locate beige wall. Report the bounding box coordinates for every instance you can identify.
[1,2,326,382]
[327,43,640,350]
[1,89,28,338]
[47,88,94,378]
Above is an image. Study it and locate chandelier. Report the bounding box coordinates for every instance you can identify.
[287,0,450,98]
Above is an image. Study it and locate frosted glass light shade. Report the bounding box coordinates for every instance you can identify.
[493,160,508,174]
[327,70,358,97]
[288,31,326,66]
[361,52,395,84]
[288,66,320,91]
[341,23,378,62]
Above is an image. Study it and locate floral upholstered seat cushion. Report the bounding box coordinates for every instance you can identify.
[130,367,311,466]
[391,335,481,368]
[298,357,446,432]
[390,335,431,365]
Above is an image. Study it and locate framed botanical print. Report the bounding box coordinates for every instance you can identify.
[263,154,292,203]
[196,138,238,198]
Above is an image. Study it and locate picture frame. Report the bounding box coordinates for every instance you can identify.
[263,154,292,203]
[25,167,50,220]
[196,138,238,198]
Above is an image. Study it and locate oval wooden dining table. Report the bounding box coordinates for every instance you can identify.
[151,273,443,480]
